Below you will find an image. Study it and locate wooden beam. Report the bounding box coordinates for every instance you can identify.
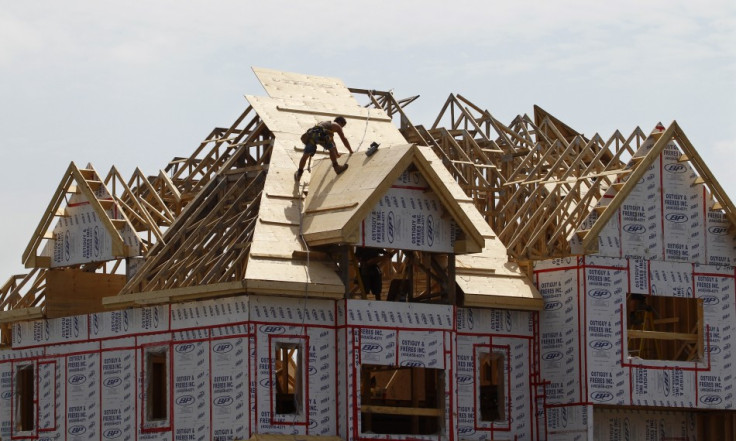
[0,307,44,324]
[360,405,442,417]
[103,280,246,309]
[23,162,76,267]
[276,105,392,122]
[627,330,698,341]
[304,202,359,215]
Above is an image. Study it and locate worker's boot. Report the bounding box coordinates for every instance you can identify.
[294,169,303,181]
[334,163,348,175]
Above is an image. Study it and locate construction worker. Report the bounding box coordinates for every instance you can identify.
[295,116,353,181]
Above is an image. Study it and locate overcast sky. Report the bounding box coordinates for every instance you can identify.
[0,0,734,277]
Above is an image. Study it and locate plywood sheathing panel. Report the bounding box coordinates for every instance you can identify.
[253,67,357,106]
[107,69,539,309]
[301,144,415,245]
[240,79,418,297]
[245,95,407,157]
[243,258,344,298]
[244,137,345,296]
[247,69,538,307]
[533,104,587,144]
[456,238,543,310]
[45,268,125,318]
[300,144,486,254]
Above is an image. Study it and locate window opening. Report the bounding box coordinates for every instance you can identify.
[15,364,34,432]
[360,364,443,435]
[145,348,168,422]
[479,352,505,422]
[275,343,303,415]
[626,294,703,361]
[347,247,457,305]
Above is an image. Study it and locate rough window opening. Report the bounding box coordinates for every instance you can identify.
[275,343,303,415]
[145,348,169,422]
[15,364,34,432]
[626,294,703,362]
[360,364,444,435]
[349,247,458,305]
[479,352,505,422]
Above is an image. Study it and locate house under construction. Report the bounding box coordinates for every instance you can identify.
[0,68,734,441]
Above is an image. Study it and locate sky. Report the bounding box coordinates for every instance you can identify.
[0,0,734,277]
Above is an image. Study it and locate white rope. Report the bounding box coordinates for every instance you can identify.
[292,180,310,422]
[355,106,371,152]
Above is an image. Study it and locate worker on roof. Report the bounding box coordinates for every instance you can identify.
[295,116,353,181]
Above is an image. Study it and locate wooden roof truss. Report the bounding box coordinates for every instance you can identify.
[349,87,420,123]
[0,269,45,315]
[6,71,734,322]
[161,105,270,204]
[101,105,271,251]
[576,122,736,253]
[420,94,669,260]
[120,109,274,294]
[22,162,139,269]
[121,168,267,294]
[0,104,272,321]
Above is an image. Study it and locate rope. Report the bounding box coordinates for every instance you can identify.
[355,106,371,152]
[290,180,310,421]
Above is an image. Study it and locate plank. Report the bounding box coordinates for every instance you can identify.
[360,405,442,417]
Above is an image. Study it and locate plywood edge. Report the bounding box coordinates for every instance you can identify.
[463,294,544,311]
[0,307,45,324]
[301,230,347,246]
[103,281,246,310]
[244,278,344,299]
[276,105,392,122]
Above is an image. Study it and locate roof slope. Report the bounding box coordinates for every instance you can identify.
[107,68,541,309]
[301,143,484,254]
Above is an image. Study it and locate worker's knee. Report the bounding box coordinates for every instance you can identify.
[303,143,317,155]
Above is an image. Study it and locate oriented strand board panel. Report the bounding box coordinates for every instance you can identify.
[244,257,344,297]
